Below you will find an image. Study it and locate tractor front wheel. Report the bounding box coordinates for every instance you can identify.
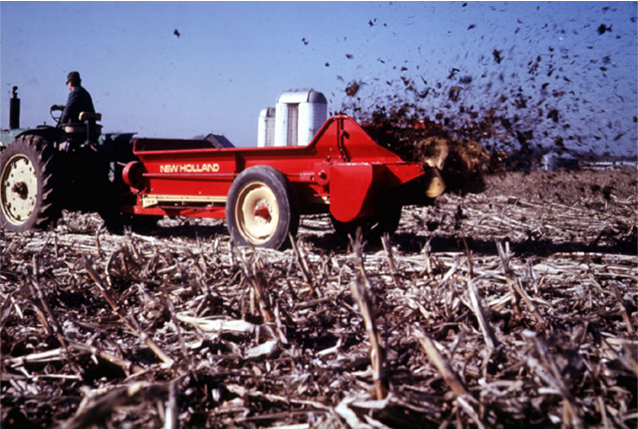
[226,166,299,249]
[0,134,62,232]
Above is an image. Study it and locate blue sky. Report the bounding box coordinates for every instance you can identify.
[1,1,636,156]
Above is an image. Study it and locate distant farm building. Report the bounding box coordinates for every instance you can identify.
[541,151,579,171]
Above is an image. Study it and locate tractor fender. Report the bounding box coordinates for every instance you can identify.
[15,126,66,146]
[329,163,385,223]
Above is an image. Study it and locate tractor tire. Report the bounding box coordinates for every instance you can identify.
[331,195,402,245]
[0,134,62,232]
[226,165,299,249]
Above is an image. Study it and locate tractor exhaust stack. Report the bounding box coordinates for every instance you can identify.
[9,86,20,130]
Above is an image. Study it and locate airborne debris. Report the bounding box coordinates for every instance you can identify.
[597,23,612,35]
[345,81,360,97]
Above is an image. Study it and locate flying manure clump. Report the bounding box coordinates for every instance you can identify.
[361,105,489,196]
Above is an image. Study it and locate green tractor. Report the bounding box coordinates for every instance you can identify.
[0,86,136,232]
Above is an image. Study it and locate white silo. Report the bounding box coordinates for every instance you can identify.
[273,90,328,147]
[299,91,328,146]
[257,107,276,147]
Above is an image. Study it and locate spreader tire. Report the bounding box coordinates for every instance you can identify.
[0,134,62,232]
[331,195,402,244]
[226,165,299,249]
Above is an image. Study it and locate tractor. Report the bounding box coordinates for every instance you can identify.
[0,86,135,232]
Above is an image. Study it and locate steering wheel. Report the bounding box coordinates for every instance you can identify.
[50,105,63,126]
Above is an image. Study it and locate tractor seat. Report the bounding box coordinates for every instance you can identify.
[64,124,86,134]
[79,112,102,122]
[64,111,103,141]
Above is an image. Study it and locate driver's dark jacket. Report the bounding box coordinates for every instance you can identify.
[61,86,95,123]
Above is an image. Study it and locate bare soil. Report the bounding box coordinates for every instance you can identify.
[1,168,636,428]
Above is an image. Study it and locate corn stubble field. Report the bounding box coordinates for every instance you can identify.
[1,168,636,428]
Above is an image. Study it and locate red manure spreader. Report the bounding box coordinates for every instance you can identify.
[1,89,444,249]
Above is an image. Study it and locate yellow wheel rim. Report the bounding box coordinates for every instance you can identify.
[235,181,280,245]
[1,154,38,226]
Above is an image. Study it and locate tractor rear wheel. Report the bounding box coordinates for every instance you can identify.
[226,165,299,249]
[0,134,62,232]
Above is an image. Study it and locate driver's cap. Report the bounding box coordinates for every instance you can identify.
[66,71,81,85]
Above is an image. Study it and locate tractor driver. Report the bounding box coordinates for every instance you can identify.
[51,71,95,124]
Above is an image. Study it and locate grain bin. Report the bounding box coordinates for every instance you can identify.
[257,107,276,147]
[273,90,327,147]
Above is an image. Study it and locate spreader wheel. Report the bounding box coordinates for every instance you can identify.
[331,195,403,244]
[226,165,299,249]
[0,134,61,232]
